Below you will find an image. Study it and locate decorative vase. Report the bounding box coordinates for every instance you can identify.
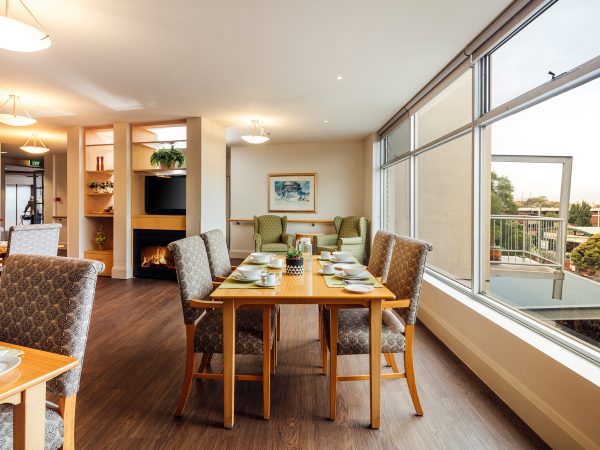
[159,161,176,170]
[286,257,304,276]
[100,156,105,171]
[96,156,100,171]
[490,246,502,262]
[97,243,104,251]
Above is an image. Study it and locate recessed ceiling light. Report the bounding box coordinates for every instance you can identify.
[336,75,343,80]
[323,120,329,124]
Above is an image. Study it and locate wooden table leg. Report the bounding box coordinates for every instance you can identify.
[223,300,236,429]
[13,381,46,450]
[369,298,382,429]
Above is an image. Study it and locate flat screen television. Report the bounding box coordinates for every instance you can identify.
[145,175,186,215]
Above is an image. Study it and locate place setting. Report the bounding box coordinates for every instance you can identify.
[321,262,383,293]
[0,346,24,379]
[222,256,282,288]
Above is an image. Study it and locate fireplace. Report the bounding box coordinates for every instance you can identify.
[133,229,185,279]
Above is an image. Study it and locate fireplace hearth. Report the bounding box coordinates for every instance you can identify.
[133,229,185,279]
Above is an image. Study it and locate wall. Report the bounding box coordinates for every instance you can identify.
[200,118,226,233]
[229,140,365,257]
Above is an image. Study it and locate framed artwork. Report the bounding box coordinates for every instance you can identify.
[268,173,317,213]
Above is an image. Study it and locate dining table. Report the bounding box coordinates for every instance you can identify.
[207,255,396,430]
[0,342,78,450]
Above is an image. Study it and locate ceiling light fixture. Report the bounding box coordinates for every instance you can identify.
[0,94,36,126]
[336,75,343,80]
[241,119,270,144]
[20,133,49,154]
[0,0,51,52]
[323,120,329,124]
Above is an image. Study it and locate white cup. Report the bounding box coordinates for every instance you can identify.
[270,257,283,268]
[321,250,331,260]
[322,263,335,275]
[262,272,277,285]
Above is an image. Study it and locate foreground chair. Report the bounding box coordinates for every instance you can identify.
[253,215,294,254]
[315,216,368,263]
[168,236,276,419]
[319,229,397,371]
[324,235,432,419]
[7,223,62,256]
[0,254,103,450]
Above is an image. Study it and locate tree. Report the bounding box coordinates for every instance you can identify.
[569,201,592,226]
[491,172,518,215]
[571,234,600,272]
[522,196,559,208]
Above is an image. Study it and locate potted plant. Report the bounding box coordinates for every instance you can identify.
[149,144,185,170]
[95,225,107,250]
[87,180,99,193]
[286,247,304,276]
[490,245,502,262]
[102,180,114,193]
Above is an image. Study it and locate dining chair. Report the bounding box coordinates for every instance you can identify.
[319,229,398,372]
[201,228,281,343]
[7,223,62,257]
[168,236,277,419]
[323,235,432,420]
[315,216,368,263]
[253,215,294,254]
[0,254,104,450]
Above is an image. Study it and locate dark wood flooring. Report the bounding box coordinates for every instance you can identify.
[75,277,548,449]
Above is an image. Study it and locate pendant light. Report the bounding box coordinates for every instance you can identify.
[0,0,51,52]
[20,133,49,154]
[0,94,36,126]
[241,120,270,144]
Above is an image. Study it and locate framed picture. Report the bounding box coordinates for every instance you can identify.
[268,173,317,213]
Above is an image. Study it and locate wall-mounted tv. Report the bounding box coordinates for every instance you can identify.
[145,175,186,215]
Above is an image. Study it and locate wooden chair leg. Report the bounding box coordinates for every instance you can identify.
[385,353,400,373]
[320,310,327,375]
[262,307,271,420]
[58,394,76,450]
[175,324,196,417]
[383,352,392,367]
[197,352,212,373]
[404,325,424,416]
[329,308,338,421]
[276,306,281,342]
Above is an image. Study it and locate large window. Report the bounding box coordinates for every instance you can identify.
[379,0,600,359]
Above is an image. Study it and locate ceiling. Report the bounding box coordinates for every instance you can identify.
[0,0,511,157]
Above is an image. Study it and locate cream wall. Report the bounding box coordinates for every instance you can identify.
[200,118,226,233]
[229,140,365,257]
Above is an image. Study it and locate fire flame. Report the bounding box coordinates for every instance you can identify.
[141,246,173,268]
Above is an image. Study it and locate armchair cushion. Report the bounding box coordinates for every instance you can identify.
[195,308,276,355]
[0,401,64,450]
[316,234,338,247]
[338,236,363,245]
[338,216,362,238]
[323,308,406,355]
[261,243,289,253]
[282,232,294,248]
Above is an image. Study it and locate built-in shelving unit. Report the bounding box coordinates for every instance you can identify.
[84,127,115,274]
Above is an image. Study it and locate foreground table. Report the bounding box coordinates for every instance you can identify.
[209,256,395,429]
[0,342,78,450]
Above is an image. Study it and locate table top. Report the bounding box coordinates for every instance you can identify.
[0,342,78,401]
[211,256,395,302]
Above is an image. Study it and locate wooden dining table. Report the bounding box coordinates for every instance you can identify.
[0,342,78,450]
[208,255,396,430]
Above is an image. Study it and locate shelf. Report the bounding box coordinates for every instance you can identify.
[86,192,114,196]
[85,143,114,148]
[85,214,114,218]
[84,248,113,254]
[133,169,186,176]
[86,170,113,174]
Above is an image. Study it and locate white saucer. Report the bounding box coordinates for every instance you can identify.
[0,355,21,378]
[317,269,335,276]
[267,263,284,269]
[232,273,261,282]
[247,258,270,265]
[256,280,280,288]
[344,284,374,293]
[336,271,369,280]
[330,257,354,264]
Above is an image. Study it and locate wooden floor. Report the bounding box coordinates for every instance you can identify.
[75,277,548,449]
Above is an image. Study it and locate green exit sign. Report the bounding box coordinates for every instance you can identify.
[29,159,43,167]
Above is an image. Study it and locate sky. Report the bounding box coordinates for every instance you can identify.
[490,0,600,205]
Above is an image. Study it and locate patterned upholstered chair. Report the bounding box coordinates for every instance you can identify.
[201,229,235,281]
[315,216,368,263]
[253,215,294,254]
[7,223,62,257]
[323,235,432,420]
[168,236,277,419]
[0,255,103,450]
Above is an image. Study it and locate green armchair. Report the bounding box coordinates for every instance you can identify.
[316,216,368,263]
[253,215,294,254]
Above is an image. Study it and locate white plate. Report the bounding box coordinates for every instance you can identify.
[344,284,374,293]
[318,269,335,276]
[255,280,280,288]
[267,263,284,269]
[232,273,261,282]
[0,355,21,378]
[247,258,270,265]
[336,271,369,280]
[330,257,354,263]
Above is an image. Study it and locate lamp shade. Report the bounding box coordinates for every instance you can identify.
[20,134,49,154]
[0,16,51,52]
[241,120,270,144]
[0,112,36,126]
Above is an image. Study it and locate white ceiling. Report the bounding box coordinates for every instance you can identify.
[0,0,511,156]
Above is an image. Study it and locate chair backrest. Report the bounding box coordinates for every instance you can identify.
[254,215,287,244]
[0,255,103,397]
[384,236,432,325]
[201,229,232,278]
[367,230,396,281]
[7,223,62,257]
[338,216,366,239]
[167,236,214,325]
